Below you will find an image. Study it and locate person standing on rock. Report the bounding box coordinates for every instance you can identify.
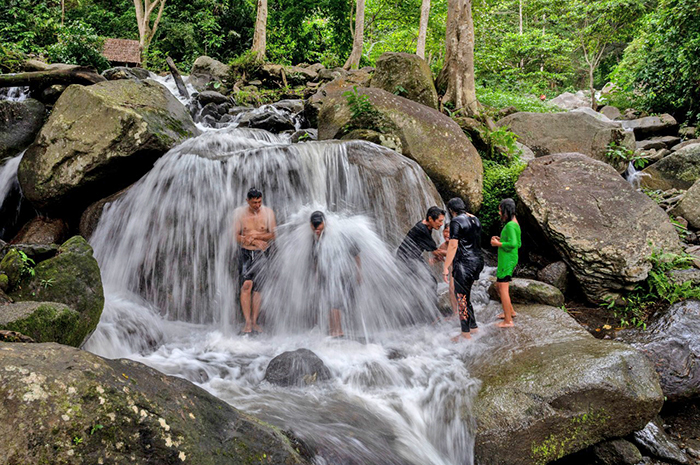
[396,206,447,307]
[443,198,484,341]
[491,198,521,328]
[233,187,276,334]
[437,227,459,317]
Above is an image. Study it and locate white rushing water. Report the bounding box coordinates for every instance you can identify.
[84,115,492,463]
[0,152,22,211]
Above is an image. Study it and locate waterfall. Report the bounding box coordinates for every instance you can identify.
[624,161,650,189]
[0,152,26,240]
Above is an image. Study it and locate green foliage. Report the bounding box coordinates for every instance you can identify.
[0,44,25,73]
[605,141,649,169]
[605,249,700,328]
[477,86,559,114]
[47,22,110,72]
[344,86,377,120]
[481,158,526,236]
[228,50,265,80]
[16,250,36,278]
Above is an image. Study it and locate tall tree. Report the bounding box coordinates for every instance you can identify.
[416,0,431,58]
[344,0,365,69]
[133,0,166,66]
[438,0,478,115]
[251,0,268,59]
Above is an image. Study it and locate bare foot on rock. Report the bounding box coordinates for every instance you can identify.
[497,321,515,328]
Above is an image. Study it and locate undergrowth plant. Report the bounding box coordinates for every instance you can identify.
[605,141,649,169]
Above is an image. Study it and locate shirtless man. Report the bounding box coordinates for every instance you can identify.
[233,188,276,334]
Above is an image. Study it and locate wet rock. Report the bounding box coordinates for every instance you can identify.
[238,109,296,133]
[496,111,635,171]
[600,105,622,120]
[272,99,305,115]
[264,348,332,387]
[318,86,483,210]
[592,439,644,465]
[488,277,564,306]
[341,129,402,153]
[621,114,679,139]
[640,144,700,190]
[11,217,68,245]
[196,90,228,106]
[291,129,317,143]
[633,420,689,464]
[673,178,700,229]
[515,153,681,303]
[79,186,131,240]
[102,66,150,81]
[7,236,103,347]
[18,79,198,212]
[472,302,663,465]
[537,261,569,293]
[0,301,79,344]
[0,342,312,465]
[620,300,700,402]
[371,52,438,109]
[0,99,45,161]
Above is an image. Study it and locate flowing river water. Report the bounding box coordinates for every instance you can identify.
[2,79,498,464]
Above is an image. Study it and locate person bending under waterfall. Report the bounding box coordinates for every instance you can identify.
[437,227,459,317]
[442,198,484,341]
[310,211,361,338]
[233,187,277,334]
[396,206,446,309]
[491,198,521,328]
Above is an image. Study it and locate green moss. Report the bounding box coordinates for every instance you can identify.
[0,303,80,345]
[0,273,8,291]
[530,410,609,465]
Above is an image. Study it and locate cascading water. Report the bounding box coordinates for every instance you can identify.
[0,84,30,102]
[0,152,27,240]
[84,89,491,463]
[624,161,650,189]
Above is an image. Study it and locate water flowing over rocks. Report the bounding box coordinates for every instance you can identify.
[0,342,312,465]
[17,79,199,212]
[515,153,681,303]
[472,302,664,465]
[621,113,679,139]
[318,86,483,210]
[487,277,565,306]
[619,300,700,402]
[640,143,700,190]
[0,99,45,161]
[370,52,439,109]
[496,112,635,170]
[264,348,332,387]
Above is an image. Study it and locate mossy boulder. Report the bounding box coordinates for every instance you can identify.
[18,79,199,212]
[318,86,483,210]
[0,301,79,345]
[0,342,312,465]
[0,98,45,162]
[0,248,26,291]
[640,144,700,191]
[487,277,565,307]
[471,302,663,465]
[370,52,439,109]
[8,236,104,347]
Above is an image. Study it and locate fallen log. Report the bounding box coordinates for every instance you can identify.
[0,67,106,89]
[166,56,189,99]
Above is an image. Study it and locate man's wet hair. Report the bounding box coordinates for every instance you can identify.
[500,198,516,222]
[426,206,446,221]
[446,197,468,215]
[310,211,325,228]
[247,187,262,199]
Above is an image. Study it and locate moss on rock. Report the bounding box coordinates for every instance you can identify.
[0,302,79,345]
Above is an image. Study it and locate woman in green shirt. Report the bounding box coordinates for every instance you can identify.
[490,198,521,327]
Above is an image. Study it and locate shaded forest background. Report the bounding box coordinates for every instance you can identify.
[1,0,699,122]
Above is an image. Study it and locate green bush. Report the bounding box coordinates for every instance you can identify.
[481,159,526,236]
[477,85,559,114]
[0,44,25,73]
[47,22,110,72]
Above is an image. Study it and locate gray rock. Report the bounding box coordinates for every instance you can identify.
[196,90,228,105]
[0,301,79,344]
[0,99,45,161]
[291,129,317,143]
[633,420,689,464]
[472,302,663,465]
[102,66,151,81]
[671,139,700,152]
[39,84,66,104]
[548,91,590,110]
[340,129,403,153]
[621,114,679,139]
[264,348,332,387]
[488,277,565,306]
[496,111,635,171]
[318,67,346,81]
[668,268,700,286]
[679,127,696,139]
[516,142,536,163]
[571,106,614,122]
[0,343,311,465]
[641,143,700,190]
[79,186,131,240]
[370,52,439,109]
[18,79,198,212]
[600,105,622,120]
[592,439,644,465]
[238,109,296,133]
[515,153,681,303]
[537,261,569,293]
[190,55,230,81]
[621,300,700,402]
[673,178,700,229]
[272,99,305,115]
[11,217,68,245]
[638,139,672,151]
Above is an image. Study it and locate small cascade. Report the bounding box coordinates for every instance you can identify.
[624,161,650,189]
[0,85,30,102]
[147,72,198,105]
[0,152,27,240]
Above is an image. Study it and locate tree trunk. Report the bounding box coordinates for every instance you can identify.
[344,0,365,70]
[438,0,478,115]
[166,57,189,99]
[134,0,166,67]
[589,67,596,109]
[251,0,268,60]
[0,67,106,88]
[61,0,65,26]
[416,0,431,59]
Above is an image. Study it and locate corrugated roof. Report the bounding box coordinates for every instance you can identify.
[102,38,142,65]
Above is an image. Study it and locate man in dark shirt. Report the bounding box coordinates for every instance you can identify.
[396,206,446,305]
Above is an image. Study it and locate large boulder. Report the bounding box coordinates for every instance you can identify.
[0,99,45,161]
[620,300,700,402]
[496,112,635,170]
[264,348,332,387]
[640,144,700,191]
[633,420,690,464]
[673,178,700,229]
[370,52,438,109]
[515,153,681,303]
[11,217,68,245]
[79,186,131,240]
[487,277,565,307]
[318,86,483,210]
[621,113,679,139]
[472,302,663,465]
[0,301,79,345]
[18,79,198,212]
[548,91,589,110]
[102,66,151,81]
[0,342,312,465]
[190,55,230,81]
[6,236,104,347]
